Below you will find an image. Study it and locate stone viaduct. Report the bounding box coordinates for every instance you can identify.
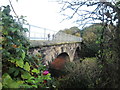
[29,32,83,69]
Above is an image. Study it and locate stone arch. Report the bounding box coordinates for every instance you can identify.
[73,47,81,61]
[49,52,70,70]
[57,52,70,61]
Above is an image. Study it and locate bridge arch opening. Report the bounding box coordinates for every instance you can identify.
[50,52,70,70]
[56,52,70,62]
[73,47,81,61]
[49,52,70,77]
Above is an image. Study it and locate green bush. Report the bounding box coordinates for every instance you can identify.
[55,58,100,88]
[1,5,52,88]
[80,24,103,57]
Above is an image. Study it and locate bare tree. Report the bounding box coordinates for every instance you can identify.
[59,0,120,27]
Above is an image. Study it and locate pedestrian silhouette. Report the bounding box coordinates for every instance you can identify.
[48,33,50,41]
[52,34,55,40]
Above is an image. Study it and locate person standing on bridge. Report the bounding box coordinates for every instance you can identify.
[52,34,55,40]
[48,33,50,41]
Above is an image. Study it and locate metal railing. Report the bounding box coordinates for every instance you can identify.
[24,24,58,40]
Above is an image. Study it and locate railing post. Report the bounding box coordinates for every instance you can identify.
[44,28,46,40]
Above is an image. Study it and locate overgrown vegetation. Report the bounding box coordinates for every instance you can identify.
[53,58,100,88]
[80,24,103,57]
[1,5,52,88]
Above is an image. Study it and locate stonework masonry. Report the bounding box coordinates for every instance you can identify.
[30,42,81,65]
[29,32,82,66]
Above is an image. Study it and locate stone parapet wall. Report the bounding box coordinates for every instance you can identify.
[53,32,82,43]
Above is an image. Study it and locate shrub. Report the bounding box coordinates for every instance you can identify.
[1,5,52,88]
[55,58,100,88]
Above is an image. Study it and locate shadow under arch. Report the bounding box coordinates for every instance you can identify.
[73,47,81,61]
[49,52,70,77]
[56,52,70,61]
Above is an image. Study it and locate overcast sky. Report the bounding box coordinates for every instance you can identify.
[1,0,78,31]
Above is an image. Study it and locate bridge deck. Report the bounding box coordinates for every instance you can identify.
[30,40,82,47]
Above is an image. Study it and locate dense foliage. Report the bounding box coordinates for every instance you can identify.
[80,24,103,57]
[1,5,52,88]
[53,58,99,88]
